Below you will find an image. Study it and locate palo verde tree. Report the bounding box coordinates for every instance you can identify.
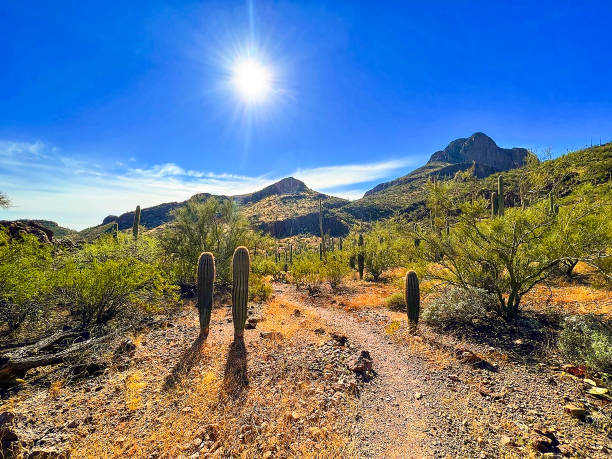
[159,197,260,285]
[416,185,611,321]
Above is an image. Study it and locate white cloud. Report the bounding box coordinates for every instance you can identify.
[0,140,414,229]
[292,158,415,191]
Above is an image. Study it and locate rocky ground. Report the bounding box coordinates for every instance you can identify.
[1,278,610,458]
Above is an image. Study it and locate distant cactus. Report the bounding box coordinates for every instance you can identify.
[232,246,250,339]
[497,176,504,217]
[113,222,119,240]
[197,252,215,338]
[289,244,293,264]
[133,205,141,240]
[319,243,323,260]
[319,199,325,255]
[404,270,420,329]
[338,238,343,251]
[491,191,499,218]
[357,234,364,280]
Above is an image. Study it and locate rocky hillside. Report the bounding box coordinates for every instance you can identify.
[340,132,529,220]
[100,177,349,238]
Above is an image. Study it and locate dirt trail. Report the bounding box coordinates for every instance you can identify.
[275,284,445,458]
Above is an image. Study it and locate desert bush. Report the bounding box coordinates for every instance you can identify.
[321,251,350,289]
[361,223,402,281]
[249,274,273,302]
[252,256,283,281]
[384,292,405,311]
[0,230,53,334]
[291,251,323,295]
[57,234,178,326]
[558,314,612,373]
[422,287,497,331]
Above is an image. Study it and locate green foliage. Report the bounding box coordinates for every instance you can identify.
[384,292,405,311]
[559,314,612,374]
[321,250,350,289]
[361,223,401,281]
[417,184,611,321]
[159,197,259,285]
[57,234,178,326]
[291,251,323,294]
[252,256,282,281]
[249,274,273,302]
[0,230,53,333]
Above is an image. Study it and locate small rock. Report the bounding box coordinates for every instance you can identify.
[500,435,514,447]
[348,351,373,373]
[331,333,348,346]
[260,331,283,340]
[245,317,259,329]
[414,392,423,400]
[293,309,302,317]
[563,404,586,418]
[314,328,325,335]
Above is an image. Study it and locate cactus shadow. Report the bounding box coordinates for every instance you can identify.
[163,332,206,390]
[222,336,248,398]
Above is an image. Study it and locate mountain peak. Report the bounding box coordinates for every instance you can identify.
[428,132,528,171]
[235,176,309,205]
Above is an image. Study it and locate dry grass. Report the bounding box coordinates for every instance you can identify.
[61,301,357,458]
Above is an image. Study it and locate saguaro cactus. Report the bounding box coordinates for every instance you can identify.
[404,270,420,329]
[289,244,293,264]
[113,222,119,240]
[357,234,365,280]
[497,176,504,217]
[197,252,215,338]
[133,205,141,240]
[232,246,250,339]
[491,192,499,218]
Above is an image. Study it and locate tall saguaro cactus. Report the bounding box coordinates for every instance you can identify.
[197,252,215,338]
[404,270,420,330]
[497,176,504,217]
[113,222,119,240]
[232,246,250,339]
[357,233,365,280]
[491,192,499,218]
[319,199,325,255]
[133,205,141,240]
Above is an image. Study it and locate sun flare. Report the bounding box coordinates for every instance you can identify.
[231,58,272,103]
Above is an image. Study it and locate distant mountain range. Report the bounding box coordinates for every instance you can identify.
[90,132,529,238]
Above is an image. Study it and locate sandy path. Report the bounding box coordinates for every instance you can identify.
[274,284,440,459]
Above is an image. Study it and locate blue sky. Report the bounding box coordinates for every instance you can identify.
[2,1,612,229]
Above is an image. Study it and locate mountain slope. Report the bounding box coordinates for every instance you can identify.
[100,177,349,238]
[341,132,529,220]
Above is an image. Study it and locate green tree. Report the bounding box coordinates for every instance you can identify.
[159,197,258,285]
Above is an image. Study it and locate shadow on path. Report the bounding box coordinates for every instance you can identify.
[163,333,206,390]
[223,336,248,399]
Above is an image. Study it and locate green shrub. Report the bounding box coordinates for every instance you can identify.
[249,274,273,302]
[291,252,323,295]
[321,251,350,289]
[252,256,282,281]
[422,287,497,331]
[384,292,405,311]
[559,314,612,373]
[58,234,178,326]
[0,230,53,334]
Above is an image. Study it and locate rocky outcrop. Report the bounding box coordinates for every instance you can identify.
[428,132,529,172]
[0,220,53,243]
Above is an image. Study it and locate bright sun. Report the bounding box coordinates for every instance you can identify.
[232,58,272,103]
